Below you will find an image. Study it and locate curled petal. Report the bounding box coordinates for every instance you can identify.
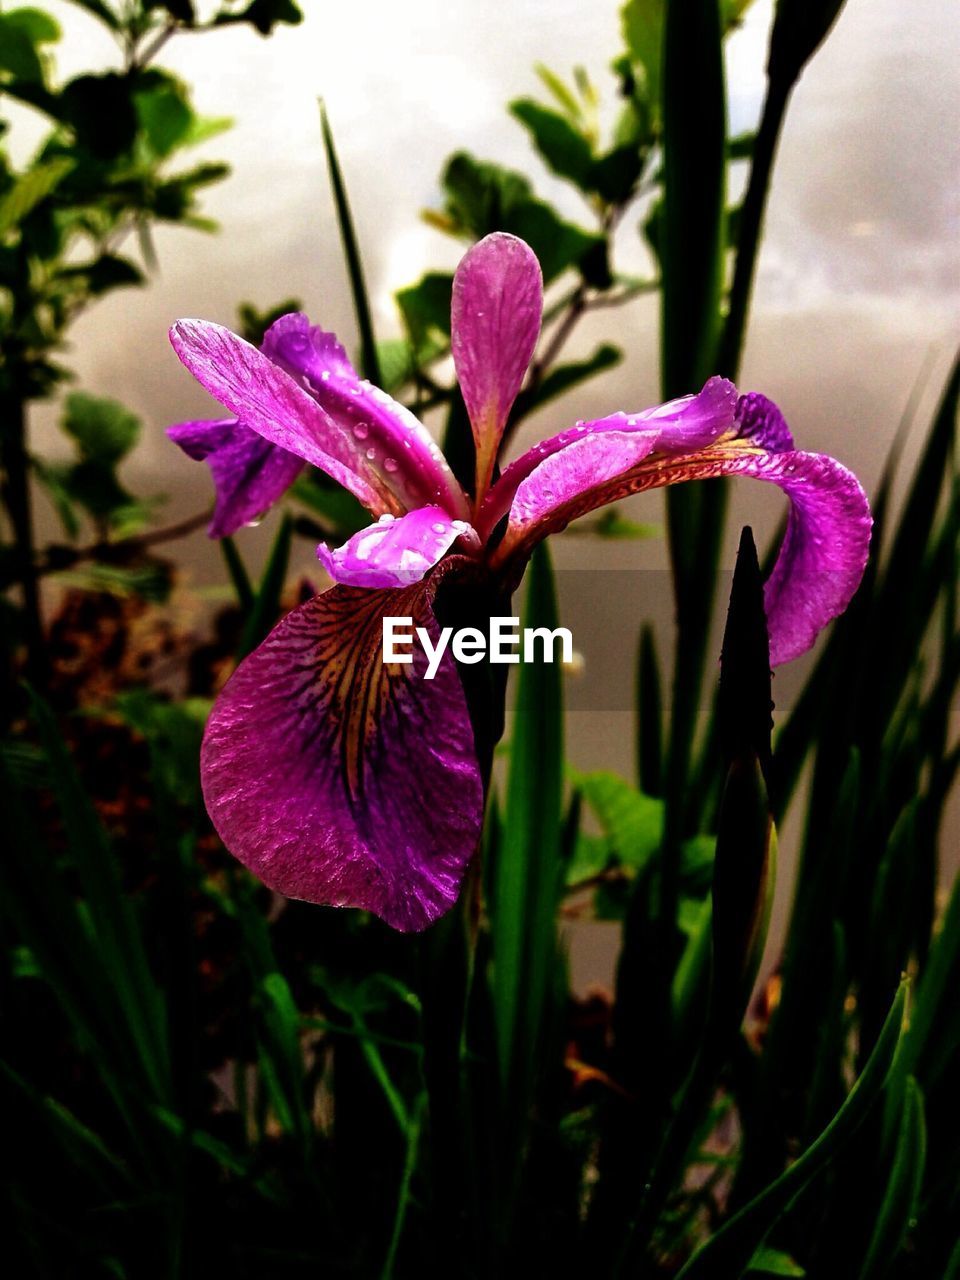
[317,506,478,588]
[493,434,871,665]
[479,376,738,538]
[451,233,543,486]
[263,314,470,519]
[167,417,303,537]
[201,579,483,932]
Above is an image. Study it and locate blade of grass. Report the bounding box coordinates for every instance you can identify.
[320,100,382,385]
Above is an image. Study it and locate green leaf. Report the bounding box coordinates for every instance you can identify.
[320,101,381,384]
[621,0,666,125]
[213,0,303,35]
[396,272,453,347]
[55,560,173,602]
[510,98,595,189]
[433,151,603,283]
[134,80,195,157]
[57,254,144,296]
[576,769,663,872]
[237,514,293,659]
[0,157,73,235]
[748,1247,805,1276]
[857,1077,926,1280]
[676,981,909,1280]
[31,456,80,538]
[0,14,45,81]
[293,471,368,537]
[61,391,141,464]
[492,544,565,1099]
[236,297,303,346]
[4,7,62,43]
[61,72,139,158]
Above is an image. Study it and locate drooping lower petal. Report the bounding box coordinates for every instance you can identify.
[167,417,303,537]
[317,506,477,588]
[491,393,870,664]
[201,579,483,932]
[450,233,543,492]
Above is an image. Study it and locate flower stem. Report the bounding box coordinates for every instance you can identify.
[2,394,47,691]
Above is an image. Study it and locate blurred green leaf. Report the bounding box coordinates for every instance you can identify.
[61,72,138,158]
[55,559,173,601]
[396,272,453,347]
[510,98,595,189]
[431,151,603,283]
[57,253,145,295]
[748,1247,805,1275]
[213,0,303,35]
[61,391,141,464]
[621,0,665,124]
[0,157,73,235]
[0,13,45,82]
[134,78,194,157]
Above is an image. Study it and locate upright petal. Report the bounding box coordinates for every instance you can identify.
[451,233,543,492]
[262,314,470,520]
[490,390,870,664]
[168,417,303,537]
[201,579,483,932]
[317,506,478,588]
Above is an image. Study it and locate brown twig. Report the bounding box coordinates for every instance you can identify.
[35,509,211,576]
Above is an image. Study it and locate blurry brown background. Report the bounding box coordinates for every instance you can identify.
[14,0,960,981]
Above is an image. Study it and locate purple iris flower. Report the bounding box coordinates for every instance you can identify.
[168,232,871,932]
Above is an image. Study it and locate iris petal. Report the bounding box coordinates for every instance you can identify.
[451,233,543,489]
[478,376,738,538]
[491,390,870,664]
[167,417,303,537]
[170,319,466,519]
[262,314,470,519]
[201,579,483,932]
[317,506,477,589]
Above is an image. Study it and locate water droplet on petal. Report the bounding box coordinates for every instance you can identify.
[431,522,447,534]
[366,447,376,461]
[384,457,398,473]
[378,513,396,524]
[320,370,331,381]
[353,422,369,440]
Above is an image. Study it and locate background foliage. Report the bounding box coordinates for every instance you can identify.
[1,1,957,1276]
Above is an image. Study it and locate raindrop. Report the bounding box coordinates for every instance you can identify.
[366,447,376,461]
[431,522,448,534]
[384,457,399,472]
[378,513,396,524]
[353,422,369,440]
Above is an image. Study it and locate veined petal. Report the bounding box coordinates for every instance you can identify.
[451,233,543,489]
[171,319,466,520]
[262,314,470,520]
[492,403,870,665]
[167,417,303,537]
[478,376,738,538]
[201,579,483,932]
[317,506,478,588]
